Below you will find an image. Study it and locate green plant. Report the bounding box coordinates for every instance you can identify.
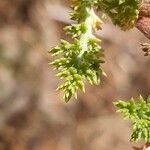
[49,0,140,102]
[115,95,150,142]
[49,0,150,149]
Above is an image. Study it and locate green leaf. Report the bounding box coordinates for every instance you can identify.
[114,95,150,142]
[49,0,105,102]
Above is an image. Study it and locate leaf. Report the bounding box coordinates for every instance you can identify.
[49,0,105,102]
[115,95,150,142]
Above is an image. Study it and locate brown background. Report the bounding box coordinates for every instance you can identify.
[0,0,149,150]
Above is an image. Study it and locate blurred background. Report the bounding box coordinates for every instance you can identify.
[0,0,149,150]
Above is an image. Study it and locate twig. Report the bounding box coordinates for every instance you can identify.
[136,0,150,40]
[133,142,150,150]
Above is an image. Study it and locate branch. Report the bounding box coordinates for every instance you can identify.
[136,0,150,39]
[133,143,150,150]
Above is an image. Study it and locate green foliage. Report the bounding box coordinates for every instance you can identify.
[49,0,104,102]
[98,0,140,30]
[114,95,150,142]
[49,0,140,102]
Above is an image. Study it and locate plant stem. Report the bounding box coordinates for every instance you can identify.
[145,142,150,149]
[78,7,94,58]
[136,0,150,39]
